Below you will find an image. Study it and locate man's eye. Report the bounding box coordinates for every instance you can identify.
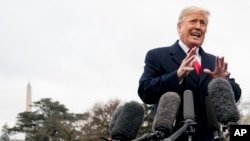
[200,22,207,26]
[190,20,196,23]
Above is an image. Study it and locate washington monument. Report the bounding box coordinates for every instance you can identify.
[26,82,32,112]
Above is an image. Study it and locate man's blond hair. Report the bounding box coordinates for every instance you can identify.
[178,6,210,24]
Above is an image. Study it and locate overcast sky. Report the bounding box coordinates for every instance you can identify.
[1,0,250,137]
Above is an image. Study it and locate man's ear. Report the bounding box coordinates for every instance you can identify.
[177,23,181,34]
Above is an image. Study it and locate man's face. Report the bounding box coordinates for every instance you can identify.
[177,12,208,48]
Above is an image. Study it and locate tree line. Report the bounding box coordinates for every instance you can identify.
[1,98,153,141]
[1,97,250,141]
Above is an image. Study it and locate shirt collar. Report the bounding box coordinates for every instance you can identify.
[178,40,200,55]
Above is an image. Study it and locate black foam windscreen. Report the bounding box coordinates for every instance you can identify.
[109,105,123,134]
[208,78,240,124]
[152,92,181,135]
[110,101,144,141]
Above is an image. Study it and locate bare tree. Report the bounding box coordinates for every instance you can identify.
[81,99,121,141]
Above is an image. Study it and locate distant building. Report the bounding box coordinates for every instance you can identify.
[26,82,32,112]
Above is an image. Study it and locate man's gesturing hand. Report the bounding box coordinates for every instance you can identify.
[177,47,197,80]
[204,56,231,79]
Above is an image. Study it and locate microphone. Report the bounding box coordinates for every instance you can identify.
[205,96,222,141]
[164,90,196,141]
[152,92,181,136]
[183,90,196,140]
[208,78,240,125]
[183,90,195,120]
[110,101,144,141]
[109,105,123,134]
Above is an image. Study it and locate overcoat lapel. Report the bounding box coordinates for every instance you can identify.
[169,42,215,84]
[169,42,199,83]
[199,48,214,85]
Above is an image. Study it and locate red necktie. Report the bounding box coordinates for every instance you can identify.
[194,59,201,76]
[187,48,201,76]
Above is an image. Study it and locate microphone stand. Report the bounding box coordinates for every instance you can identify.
[221,122,237,141]
[163,119,196,141]
[131,131,167,141]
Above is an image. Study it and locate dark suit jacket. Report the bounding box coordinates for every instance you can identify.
[138,40,241,141]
